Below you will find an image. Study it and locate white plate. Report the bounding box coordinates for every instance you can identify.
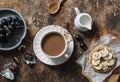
[33,25,74,66]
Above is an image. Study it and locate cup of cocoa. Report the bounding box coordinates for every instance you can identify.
[41,32,68,58]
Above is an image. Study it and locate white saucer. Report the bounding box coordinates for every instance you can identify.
[33,25,74,66]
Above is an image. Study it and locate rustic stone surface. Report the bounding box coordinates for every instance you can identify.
[0,0,120,82]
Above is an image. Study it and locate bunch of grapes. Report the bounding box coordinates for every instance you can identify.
[0,16,22,41]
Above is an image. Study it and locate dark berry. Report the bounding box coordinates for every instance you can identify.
[8,25,15,31]
[0,33,7,41]
[3,25,11,33]
[0,28,6,34]
[80,43,86,48]
[0,24,2,28]
[15,22,20,26]
[0,34,4,40]
[0,28,2,33]
[80,42,88,50]
[12,22,20,28]
[75,35,84,42]
[1,19,8,26]
[12,16,19,22]
[0,28,4,33]
[11,22,17,28]
[7,17,13,23]
[75,35,88,50]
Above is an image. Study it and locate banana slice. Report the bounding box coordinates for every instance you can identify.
[93,64,102,70]
[92,52,101,60]
[106,59,115,66]
[101,48,109,58]
[101,61,108,67]
[101,61,108,71]
[92,59,100,65]
[102,65,108,71]
[103,53,113,60]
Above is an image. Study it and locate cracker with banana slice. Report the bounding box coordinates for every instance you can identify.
[89,46,116,73]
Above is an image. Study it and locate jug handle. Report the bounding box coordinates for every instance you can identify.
[74,7,81,16]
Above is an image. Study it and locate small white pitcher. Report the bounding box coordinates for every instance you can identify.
[74,7,93,32]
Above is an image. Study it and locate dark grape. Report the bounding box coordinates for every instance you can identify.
[11,22,17,28]
[12,16,19,22]
[0,23,2,28]
[80,43,86,48]
[0,28,6,34]
[75,35,84,42]
[7,17,13,23]
[0,33,6,41]
[0,28,4,34]
[1,19,8,26]
[79,42,88,50]
[0,15,22,42]
[3,25,11,33]
[0,34,4,40]
[11,21,20,28]
[8,25,15,31]
[15,22,20,26]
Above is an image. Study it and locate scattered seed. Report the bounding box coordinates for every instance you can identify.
[36,22,40,26]
[32,17,36,22]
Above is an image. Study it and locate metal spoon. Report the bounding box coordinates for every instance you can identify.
[48,0,64,14]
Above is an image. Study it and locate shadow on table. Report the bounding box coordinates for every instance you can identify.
[79,21,100,39]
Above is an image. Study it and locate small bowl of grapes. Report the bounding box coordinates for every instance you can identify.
[0,8,27,51]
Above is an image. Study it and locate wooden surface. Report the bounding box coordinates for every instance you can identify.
[0,0,120,82]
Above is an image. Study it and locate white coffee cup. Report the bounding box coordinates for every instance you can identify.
[74,7,93,32]
[41,32,69,59]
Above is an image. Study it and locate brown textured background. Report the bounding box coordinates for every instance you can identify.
[0,0,120,82]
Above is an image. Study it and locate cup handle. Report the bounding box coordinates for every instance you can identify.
[74,7,81,16]
[64,53,69,58]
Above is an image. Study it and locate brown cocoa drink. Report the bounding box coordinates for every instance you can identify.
[42,32,65,56]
